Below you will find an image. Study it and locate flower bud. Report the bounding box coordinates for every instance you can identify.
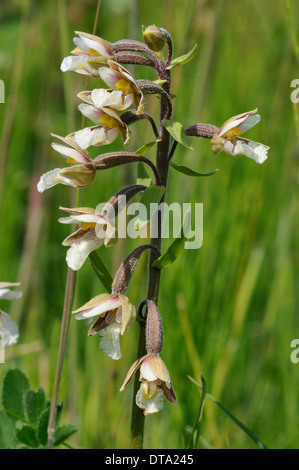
[143,25,166,52]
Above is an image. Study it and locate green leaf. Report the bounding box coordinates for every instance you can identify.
[153,78,168,86]
[16,425,39,448]
[2,369,30,422]
[24,389,46,426]
[135,141,157,156]
[187,375,268,450]
[89,251,113,293]
[37,407,50,446]
[170,162,219,177]
[137,162,152,187]
[134,185,165,231]
[188,376,207,449]
[152,210,191,269]
[162,119,193,150]
[54,424,77,447]
[167,44,198,70]
[0,410,18,448]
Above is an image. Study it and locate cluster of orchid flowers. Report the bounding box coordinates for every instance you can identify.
[36,26,269,416]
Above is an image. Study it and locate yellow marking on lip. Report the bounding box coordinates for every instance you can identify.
[98,114,118,128]
[222,126,242,140]
[81,222,96,231]
[115,79,132,95]
[88,48,99,56]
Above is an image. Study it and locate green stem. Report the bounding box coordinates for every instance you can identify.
[47,266,77,448]
[129,70,171,450]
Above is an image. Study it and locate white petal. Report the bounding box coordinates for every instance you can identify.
[59,213,100,224]
[136,382,164,415]
[91,89,130,110]
[75,296,121,320]
[74,127,107,149]
[78,103,102,125]
[37,168,72,192]
[0,289,22,300]
[140,359,158,382]
[74,34,110,57]
[224,139,269,164]
[238,114,261,133]
[99,323,122,360]
[65,237,102,271]
[51,142,88,164]
[0,311,19,346]
[218,109,259,137]
[60,55,95,75]
[98,66,119,88]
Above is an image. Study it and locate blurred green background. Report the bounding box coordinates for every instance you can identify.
[0,0,298,449]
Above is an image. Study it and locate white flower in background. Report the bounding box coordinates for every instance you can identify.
[98,60,145,115]
[61,31,114,77]
[73,293,136,360]
[0,282,21,347]
[211,108,269,164]
[37,134,95,192]
[72,92,131,150]
[120,353,177,415]
[59,206,117,271]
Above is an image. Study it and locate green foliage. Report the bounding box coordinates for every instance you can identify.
[170,162,219,178]
[166,44,198,70]
[162,119,193,149]
[0,369,77,449]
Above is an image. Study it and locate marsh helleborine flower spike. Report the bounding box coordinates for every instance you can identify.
[37,134,96,192]
[61,31,114,77]
[120,300,177,416]
[211,108,269,164]
[0,282,22,346]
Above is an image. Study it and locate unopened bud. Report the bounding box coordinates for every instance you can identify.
[143,25,166,52]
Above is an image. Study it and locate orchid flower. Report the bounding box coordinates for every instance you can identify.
[0,282,21,346]
[211,108,269,164]
[120,353,177,415]
[59,206,117,271]
[61,31,114,77]
[98,60,145,115]
[73,293,136,360]
[71,90,131,150]
[37,134,95,192]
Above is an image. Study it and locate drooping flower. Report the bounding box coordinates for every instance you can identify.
[0,282,21,347]
[71,90,131,150]
[120,299,177,415]
[61,31,114,77]
[37,134,96,192]
[73,293,136,360]
[98,60,145,115]
[59,206,117,271]
[120,353,177,415]
[211,108,269,164]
